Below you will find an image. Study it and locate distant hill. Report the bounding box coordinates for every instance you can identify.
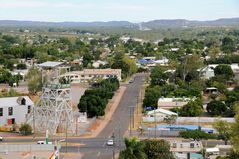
[142,18,239,28]
[0,18,239,29]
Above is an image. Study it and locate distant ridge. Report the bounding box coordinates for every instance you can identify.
[0,17,239,28]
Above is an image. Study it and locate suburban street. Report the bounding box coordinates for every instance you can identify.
[77,73,146,159]
[2,73,146,159]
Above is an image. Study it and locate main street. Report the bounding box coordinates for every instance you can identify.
[3,73,146,159]
[76,73,146,159]
[2,73,226,159]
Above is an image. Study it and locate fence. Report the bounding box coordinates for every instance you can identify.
[142,116,235,123]
[0,144,55,153]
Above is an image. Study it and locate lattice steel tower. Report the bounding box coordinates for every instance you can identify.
[28,84,74,135]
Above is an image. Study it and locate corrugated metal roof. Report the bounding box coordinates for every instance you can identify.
[38,61,64,68]
[0,96,34,107]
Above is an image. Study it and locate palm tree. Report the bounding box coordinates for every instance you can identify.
[119,137,147,159]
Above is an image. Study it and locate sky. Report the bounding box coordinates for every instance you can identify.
[0,0,239,22]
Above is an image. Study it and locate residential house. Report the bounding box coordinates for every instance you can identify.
[200,63,239,79]
[0,96,34,126]
[61,69,121,83]
[158,97,192,109]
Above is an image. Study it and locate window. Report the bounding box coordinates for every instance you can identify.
[0,108,3,116]
[8,107,13,116]
[28,105,31,114]
[21,98,26,105]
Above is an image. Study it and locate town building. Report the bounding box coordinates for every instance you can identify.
[61,69,121,83]
[0,96,34,126]
[147,108,178,118]
[158,97,193,109]
[199,63,239,79]
[142,108,178,122]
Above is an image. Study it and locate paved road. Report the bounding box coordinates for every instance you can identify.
[2,73,145,159]
[78,73,145,159]
[2,73,227,158]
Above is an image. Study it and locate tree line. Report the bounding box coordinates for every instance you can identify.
[78,78,119,117]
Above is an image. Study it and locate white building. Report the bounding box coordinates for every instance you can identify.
[61,69,121,83]
[147,108,178,118]
[142,108,178,123]
[158,97,192,109]
[200,64,239,79]
[154,57,169,66]
[92,60,107,68]
[0,96,34,126]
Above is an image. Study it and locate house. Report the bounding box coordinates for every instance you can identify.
[147,108,178,118]
[158,97,193,109]
[38,61,65,69]
[200,64,239,79]
[171,48,179,52]
[154,57,169,66]
[92,60,107,68]
[0,96,34,126]
[142,108,178,122]
[61,69,121,83]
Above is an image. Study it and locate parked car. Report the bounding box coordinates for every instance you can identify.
[129,79,134,83]
[106,139,114,146]
[37,141,52,145]
[0,136,3,141]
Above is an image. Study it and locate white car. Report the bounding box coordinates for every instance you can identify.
[107,139,114,146]
[37,141,52,145]
[0,136,3,141]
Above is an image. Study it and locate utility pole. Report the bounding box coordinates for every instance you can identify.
[129,107,132,136]
[136,95,138,116]
[154,109,156,138]
[33,107,36,139]
[65,119,68,153]
[118,121,121,150]
[112,132,115,159]
[132,106,135,129]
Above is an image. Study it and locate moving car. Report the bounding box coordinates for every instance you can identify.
[106,139,114,146]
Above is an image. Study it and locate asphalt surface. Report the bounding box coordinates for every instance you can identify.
[2,73,225,159]
[77,73,146,159]
[2,73,145,159]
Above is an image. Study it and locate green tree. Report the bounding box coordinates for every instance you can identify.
[119,138,146,159]
[214,64,234,80]
[150,66,168,86]
[143,86,161,109]
[179,99,203,117]
[16,63,27,69]
[27,67,42,94]
[143,139,174,159]
[230,107,239,154]
[82,52,94,67]
[213,119,232,145]
[221,37,236,54]
[206,100,227,116]
[178,54,203,81]
[180,130,216,140]
[19,123,32,136]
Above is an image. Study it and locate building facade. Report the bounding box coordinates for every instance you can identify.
[61,69,122,83]
[0,96,34,126]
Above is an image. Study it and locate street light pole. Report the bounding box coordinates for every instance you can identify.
[112,132,115,159]
[129,107,132,136]
[154,109,156,138]
[65,119,68,153]
[33,107,36,139]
